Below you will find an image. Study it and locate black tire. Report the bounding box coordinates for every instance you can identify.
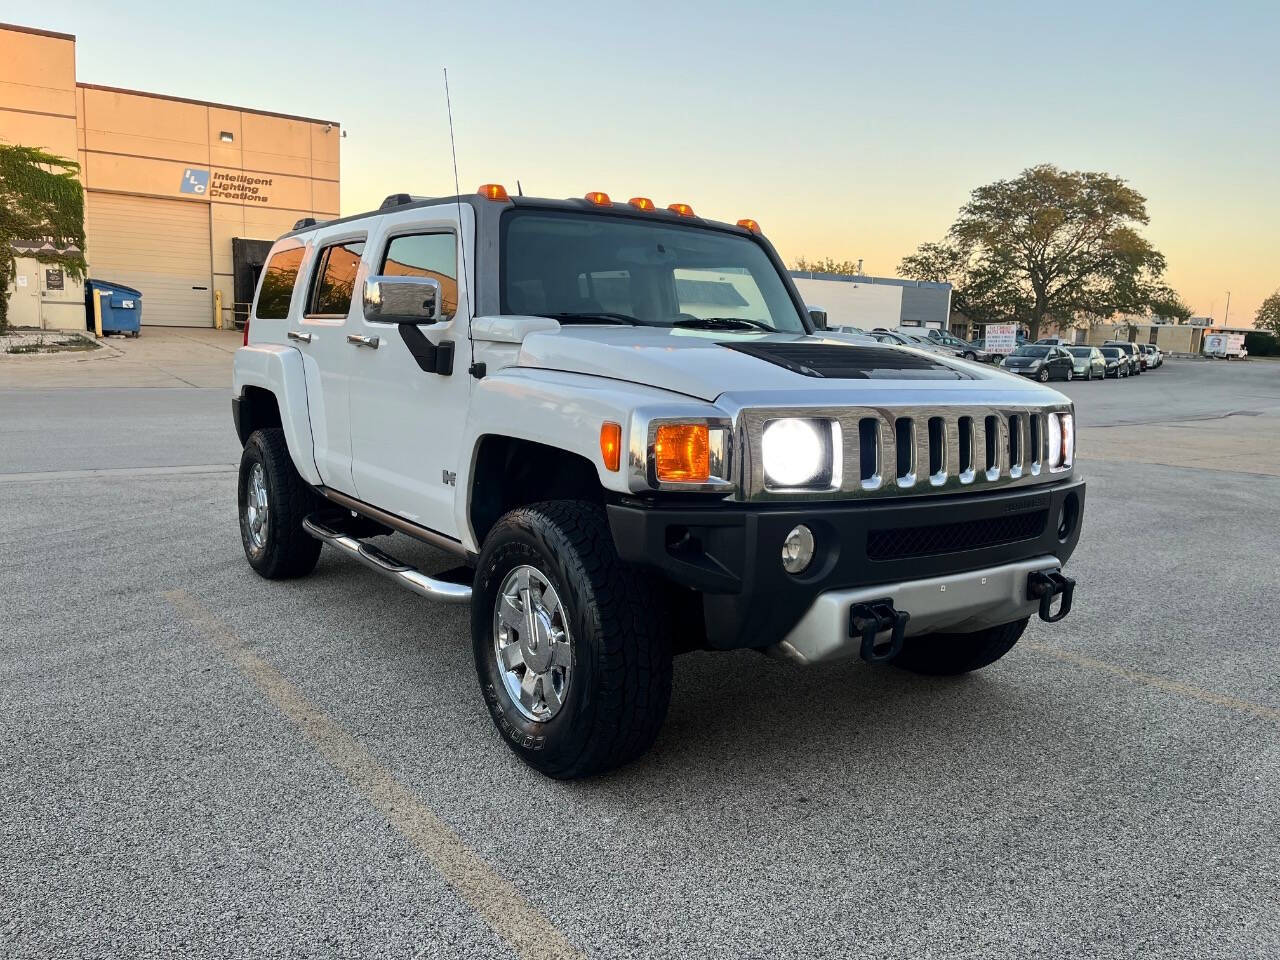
[963,351,976,360]
[1037,368,1050,382]
[472,500,673,779]
[237,428,323,579]
[892,618,1029,676]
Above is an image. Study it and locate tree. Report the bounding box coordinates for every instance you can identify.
[792,256,863,276]
[1257,290,1280,338]
[1,144,88,332]
[898,164,1171,340]
[1146,284,1193,323]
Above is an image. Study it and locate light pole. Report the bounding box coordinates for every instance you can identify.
[1224,291,1231,326]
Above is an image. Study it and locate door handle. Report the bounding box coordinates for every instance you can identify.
[346,334,380,349]
[287,330,312,343]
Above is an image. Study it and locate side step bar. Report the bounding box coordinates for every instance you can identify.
[302,515,472,604]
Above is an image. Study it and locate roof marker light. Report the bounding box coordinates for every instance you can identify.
[737,218,761,234]
[667,202,695,217]
[477,183,510,201]
[584,191,611,206]
[629,197,655,211]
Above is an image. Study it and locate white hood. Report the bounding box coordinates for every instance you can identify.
[508,324,1058,404]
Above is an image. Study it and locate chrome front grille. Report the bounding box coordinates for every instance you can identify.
[737,403,1073,501]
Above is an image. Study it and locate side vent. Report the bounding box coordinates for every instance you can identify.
[379,193,417,210]
[1007,414,1021,474]
[292,217,317,230]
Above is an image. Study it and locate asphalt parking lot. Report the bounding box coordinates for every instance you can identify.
[3,336,1278,959]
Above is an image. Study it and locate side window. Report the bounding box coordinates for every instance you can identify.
[255,246,304,319]
[307,240,366,317]
[380,233,458,317]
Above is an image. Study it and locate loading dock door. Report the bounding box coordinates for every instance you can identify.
[85,194,212,327]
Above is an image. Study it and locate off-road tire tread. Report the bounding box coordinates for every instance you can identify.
[891,617,1029,676]
[239,428,322,579]
[474,500,672,779]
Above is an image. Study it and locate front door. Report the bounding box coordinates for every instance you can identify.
[347,209,474,540]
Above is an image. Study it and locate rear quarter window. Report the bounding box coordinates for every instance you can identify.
[256,247,304,319]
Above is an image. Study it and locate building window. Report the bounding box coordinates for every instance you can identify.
[219,131,234,143]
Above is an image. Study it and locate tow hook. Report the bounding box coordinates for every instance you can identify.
[1027,570,1075,623]
[851,599,910,663]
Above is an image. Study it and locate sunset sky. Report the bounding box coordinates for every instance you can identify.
[22,0,1278,324]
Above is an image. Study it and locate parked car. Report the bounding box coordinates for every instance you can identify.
[916,328,993,362]
[1140,343,1162,369]
[1103,341,1143,375]
[1035,337,1071,347]
[868,329,953,357]
[1000,344,1075,382]
[232,185,1084,778]
[1066,346,1106,381]
[1098,346,1129,378]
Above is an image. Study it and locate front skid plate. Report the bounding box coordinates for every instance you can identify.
[770,555,1062,665]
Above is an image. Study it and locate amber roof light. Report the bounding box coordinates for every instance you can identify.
[477,183,510,201]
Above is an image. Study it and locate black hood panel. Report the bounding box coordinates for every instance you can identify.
[719,341,977,381]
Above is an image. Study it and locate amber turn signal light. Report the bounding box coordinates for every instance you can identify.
[667,202,695,217]
[600,422,622,472]
[737,218,761,233]
[584,191,611,206]
[654,424,710,483]
[477,183,510,201]
[629,197,655,211]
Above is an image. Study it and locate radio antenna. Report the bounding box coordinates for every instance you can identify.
[444,68,473,337]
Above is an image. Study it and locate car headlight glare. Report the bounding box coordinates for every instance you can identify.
[761,418,838,490]
[1048,412,1074,469]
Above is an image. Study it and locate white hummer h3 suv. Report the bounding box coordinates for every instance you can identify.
[233,186,1084,779]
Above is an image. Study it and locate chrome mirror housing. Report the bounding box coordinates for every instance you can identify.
[363,276,444,323]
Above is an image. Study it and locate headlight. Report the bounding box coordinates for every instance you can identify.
[761,418,840,490]
[1028,359,1043,368]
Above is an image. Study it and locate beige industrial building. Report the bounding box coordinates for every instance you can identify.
[1,21,340,329]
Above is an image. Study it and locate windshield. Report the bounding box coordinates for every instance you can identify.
[500,210,806,332]
[1100,348,1122,357]
[1011,345,1051,357]
[1067,347,1093,357]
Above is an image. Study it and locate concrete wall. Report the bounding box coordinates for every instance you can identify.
[1,21,341,328]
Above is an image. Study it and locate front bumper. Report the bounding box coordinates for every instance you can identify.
[608,477,1085,651]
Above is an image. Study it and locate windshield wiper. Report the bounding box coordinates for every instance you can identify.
[672,316,775,332]
[540,311,644,326]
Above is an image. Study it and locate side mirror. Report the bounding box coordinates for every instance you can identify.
[364,276,444,323]
[807,305,828,330]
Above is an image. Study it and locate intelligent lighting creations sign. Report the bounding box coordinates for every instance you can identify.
[179,168,273,204]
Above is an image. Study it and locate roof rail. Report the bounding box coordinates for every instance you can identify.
[292,217,318,230]
[379,193,430,210]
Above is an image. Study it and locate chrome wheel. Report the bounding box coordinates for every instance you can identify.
[493,565,573,722]
[245,462,269,552]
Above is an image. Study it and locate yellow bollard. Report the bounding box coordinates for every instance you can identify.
[214,288,223,330]
[92,290,104,338]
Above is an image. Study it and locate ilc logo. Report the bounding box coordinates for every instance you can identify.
[180,168,210,194]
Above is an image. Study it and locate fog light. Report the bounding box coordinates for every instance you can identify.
[782,524,815,574]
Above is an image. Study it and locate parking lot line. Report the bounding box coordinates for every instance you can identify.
[1024,641,1280,722]
[162,589,584,960]
[0,464,236,483]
